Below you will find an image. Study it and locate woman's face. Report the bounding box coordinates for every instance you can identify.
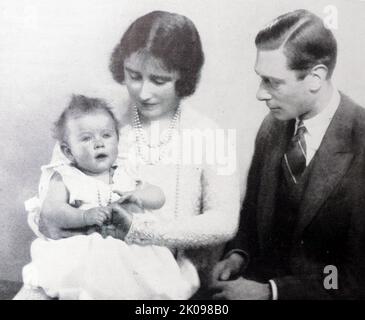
[124,51,181,121]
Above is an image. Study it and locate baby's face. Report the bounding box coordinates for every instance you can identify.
[65,112,119,175]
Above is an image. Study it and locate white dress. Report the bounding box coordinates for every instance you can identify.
[25,105,241,296]
[23,159,199,300]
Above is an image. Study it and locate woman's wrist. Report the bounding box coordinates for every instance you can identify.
[115,212,133,240]
[102,210,134,240]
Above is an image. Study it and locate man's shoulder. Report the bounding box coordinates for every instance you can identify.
[340,92,365,124]
[339,92,365,116]
[338,92,365,147]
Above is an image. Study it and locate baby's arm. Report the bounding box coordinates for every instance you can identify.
[109,183,164,232]
[112,182,165,213]
[41,172,111,229]
[106,183,165,239]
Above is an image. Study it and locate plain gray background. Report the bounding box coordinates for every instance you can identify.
[1,0,364,282]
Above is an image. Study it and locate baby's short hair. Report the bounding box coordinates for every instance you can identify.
[53,94,120,143]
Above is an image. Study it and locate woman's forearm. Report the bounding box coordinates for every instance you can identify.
[124,169,241,248]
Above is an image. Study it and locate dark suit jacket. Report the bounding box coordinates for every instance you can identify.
[227,93,365,299]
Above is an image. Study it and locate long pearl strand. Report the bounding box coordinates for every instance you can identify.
[133,105,181,148]
[97,188,112,207]
[96,169,113,207]
[132,106,181,219]
[133,106,181,165]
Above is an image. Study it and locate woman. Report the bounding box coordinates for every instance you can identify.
[17,10,240,299]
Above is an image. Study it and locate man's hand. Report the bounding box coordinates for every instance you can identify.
[211,277,271,300]
[211,253,246,282]
[83,207,112,226]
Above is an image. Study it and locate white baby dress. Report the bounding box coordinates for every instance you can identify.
[23,158,199,300]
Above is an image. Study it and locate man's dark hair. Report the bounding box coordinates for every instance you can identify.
[255,9,337,79]
[109,10,204,97]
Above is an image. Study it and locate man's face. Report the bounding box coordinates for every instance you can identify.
[254,48,314,121]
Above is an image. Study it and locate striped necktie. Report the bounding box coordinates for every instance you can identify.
[284,120,307,184]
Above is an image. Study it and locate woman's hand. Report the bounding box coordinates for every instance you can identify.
[100,202,133,240]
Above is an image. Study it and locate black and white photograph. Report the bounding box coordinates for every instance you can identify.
[1,0,365,304]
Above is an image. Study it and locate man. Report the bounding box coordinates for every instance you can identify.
[211,9,365,299]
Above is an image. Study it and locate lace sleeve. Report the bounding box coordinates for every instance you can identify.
[124,165,241,249]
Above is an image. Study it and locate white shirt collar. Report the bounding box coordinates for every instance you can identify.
[296,88,340,138]
[294,88,340,164]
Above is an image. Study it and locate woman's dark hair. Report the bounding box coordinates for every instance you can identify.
[53,94,120,143]
[255,9,337,79]
[110,11,204,98]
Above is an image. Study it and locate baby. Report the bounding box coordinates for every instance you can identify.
[41,94,163,237]
[22,95,197,299]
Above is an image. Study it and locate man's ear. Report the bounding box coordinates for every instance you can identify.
[307,64,328,92]
[60,143,74,162]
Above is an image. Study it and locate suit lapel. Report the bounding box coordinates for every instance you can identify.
[293,99,354,241]
[257,120,293,252]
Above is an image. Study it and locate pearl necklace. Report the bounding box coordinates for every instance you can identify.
[132,106,181,218]
[97,186,113,237]
[133,106,181,165]
[174,150,181,219]
[97,187,112,207]
[133,105,181,148]
[96,170,113,207]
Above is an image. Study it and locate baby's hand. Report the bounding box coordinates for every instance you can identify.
[83,207,112,227]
